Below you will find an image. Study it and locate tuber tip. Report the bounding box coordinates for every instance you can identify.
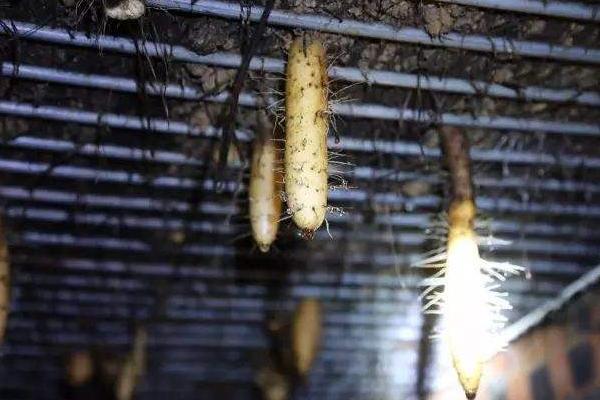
[258,243,271,253]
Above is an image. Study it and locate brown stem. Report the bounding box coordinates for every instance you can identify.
[217,0,275,183]
[439,126,473,203]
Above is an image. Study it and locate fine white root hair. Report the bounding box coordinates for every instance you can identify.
[413,228,524,357]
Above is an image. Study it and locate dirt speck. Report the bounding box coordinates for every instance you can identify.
[186,65,236,93]
[523,20,546,36]
[491,67,514,84]
[189,18,238,55]
[402,181,431,197]
[423,5,455,37]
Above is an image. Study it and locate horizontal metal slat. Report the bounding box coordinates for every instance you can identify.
[4,60,600,107]
[147,0,600,63]
[437,0,600,22]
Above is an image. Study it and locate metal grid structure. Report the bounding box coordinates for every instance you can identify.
[0,1,599,399]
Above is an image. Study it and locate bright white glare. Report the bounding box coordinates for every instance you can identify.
[415,219,523,399]
[444,233,489,399]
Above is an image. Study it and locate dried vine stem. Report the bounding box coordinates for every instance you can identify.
[217,0,275,182]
